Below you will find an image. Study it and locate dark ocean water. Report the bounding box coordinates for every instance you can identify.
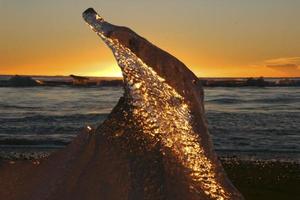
[0,86,299,161]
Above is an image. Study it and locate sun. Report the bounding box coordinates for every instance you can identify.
[84,62,122,77]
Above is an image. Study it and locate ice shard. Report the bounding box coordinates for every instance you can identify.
[82,8,244,200]
[0,8,244,200]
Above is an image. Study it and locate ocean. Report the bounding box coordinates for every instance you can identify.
[0,85,299,161]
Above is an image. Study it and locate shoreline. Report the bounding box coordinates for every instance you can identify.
[1,152,299,200]
[1,148,299,163]
[1,75,300,87]
[224,158,300,200]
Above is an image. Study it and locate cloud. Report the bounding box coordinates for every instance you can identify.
[264,57,300,75]
[266,63,299,69]
[248,56,300,76]
[265,57,300,65]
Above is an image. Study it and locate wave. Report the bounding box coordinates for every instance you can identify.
[207,97,300,104]
[0,113,109,123]
[0,103,42,110]
[207,98,243,104]
[0,138,69,146]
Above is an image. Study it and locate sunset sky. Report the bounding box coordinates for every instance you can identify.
[1,0,300,77]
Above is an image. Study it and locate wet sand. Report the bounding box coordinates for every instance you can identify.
[1,154,298,200]
[223,159,300,200]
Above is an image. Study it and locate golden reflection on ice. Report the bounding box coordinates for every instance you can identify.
[95,14,103,21]
[89,24,229,200]
[86,125,92,131]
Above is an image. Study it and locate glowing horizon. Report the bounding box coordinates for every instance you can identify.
[1,0,300,78]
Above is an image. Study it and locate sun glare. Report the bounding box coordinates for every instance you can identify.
[88,62,122,77]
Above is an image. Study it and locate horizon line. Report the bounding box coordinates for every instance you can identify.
[0,74,300,79]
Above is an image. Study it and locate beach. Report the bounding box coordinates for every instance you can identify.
[225,159,299,200]
[1,154,299,200]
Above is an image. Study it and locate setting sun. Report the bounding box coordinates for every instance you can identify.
[88,62,122,77]
[1,0,300,77]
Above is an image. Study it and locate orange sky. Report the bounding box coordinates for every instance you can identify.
[1,0,300,77]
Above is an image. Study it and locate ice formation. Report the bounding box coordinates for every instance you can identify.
[83,8,244,200]
[0,8,244,200]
